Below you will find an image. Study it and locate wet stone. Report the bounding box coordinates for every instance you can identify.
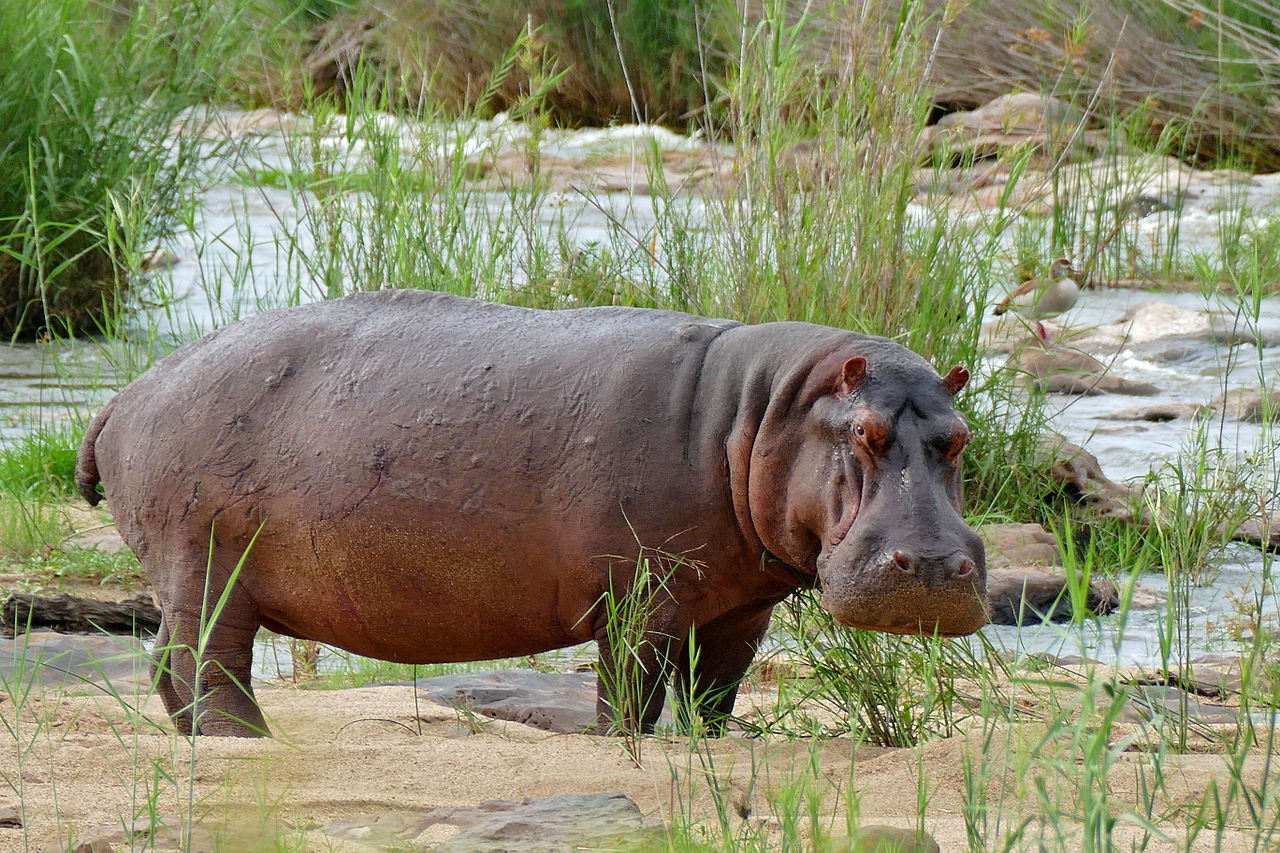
[1172,655,1245,699]
[986,568,1119,626]
[1212,388,1280,423]
[1013,346,1160,396]
[1114,684,1240,726]
[1037,435,1138,522]
[1229,509,1280,552]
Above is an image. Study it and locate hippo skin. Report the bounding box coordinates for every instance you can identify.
[76,290,987,736]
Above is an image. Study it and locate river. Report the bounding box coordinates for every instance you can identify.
[5,109,1280,671]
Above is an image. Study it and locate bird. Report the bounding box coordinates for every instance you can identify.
[992,258,1080,318]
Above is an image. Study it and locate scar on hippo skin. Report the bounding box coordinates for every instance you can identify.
[77,289,987,738]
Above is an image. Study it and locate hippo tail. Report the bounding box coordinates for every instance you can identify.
[75,398,115,507]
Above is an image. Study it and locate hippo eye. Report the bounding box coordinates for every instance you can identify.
[848,410,889,453]
[939,422,971,462]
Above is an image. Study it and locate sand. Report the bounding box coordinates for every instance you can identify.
[0,673,1275,852]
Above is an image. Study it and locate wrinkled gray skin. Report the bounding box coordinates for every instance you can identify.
[76,290,987,736]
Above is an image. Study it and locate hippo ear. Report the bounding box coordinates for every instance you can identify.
[941,365,969,396]
[835,357,867,397]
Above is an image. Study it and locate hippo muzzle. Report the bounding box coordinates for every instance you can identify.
[817,526,988,637]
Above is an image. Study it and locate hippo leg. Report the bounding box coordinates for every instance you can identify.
[593,620,683,736]
[150,614,193,736]
[673,608,773,735]
[150,550,269,737]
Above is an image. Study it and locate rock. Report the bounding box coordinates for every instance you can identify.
[323,810,440,845]
[1111,683,1239,726]
[69,842,116,853]
[62,815,294,852]
[63,528,127,554]
[986,568,1119,625]
[1099,403,1206,422]
[1037,435,1138,522]
[1211,388,1280,422]
[0,631,150,691]
[1115,193,1182,218]
[0,807,22,827]
[1232,510,1280,552]
[428,792,662,852]
[417,670,600,734]
[1013,346,1160,395]
[1175,655,1245,699]
[4,593,160,637]
[930,92,1107,162]
[980,522,1061,569]
[827,826,940,852]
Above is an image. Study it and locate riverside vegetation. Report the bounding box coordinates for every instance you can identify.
[3,0,1280,850]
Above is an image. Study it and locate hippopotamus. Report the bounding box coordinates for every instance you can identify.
[76,290,987,737]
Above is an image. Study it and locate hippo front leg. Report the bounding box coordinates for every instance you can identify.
[592,618,684,735]
[673,607,773,735]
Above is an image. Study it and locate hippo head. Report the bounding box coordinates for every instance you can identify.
[750,345,988,637]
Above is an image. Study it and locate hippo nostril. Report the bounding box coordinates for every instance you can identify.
[955,558,975,578]
[893,551,913,572]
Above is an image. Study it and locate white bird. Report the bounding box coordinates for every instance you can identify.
[993,258,1080,318]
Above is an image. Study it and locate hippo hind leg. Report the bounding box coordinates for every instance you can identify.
[150,550,269,737]
[673,608,773,736]
[150,614,193,735]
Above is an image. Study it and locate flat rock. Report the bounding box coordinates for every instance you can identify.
[1013,346,1159,395]
[427,792,661,852]
[1175,655,1245,698]
[930,92,1107,162]
[417,669,599,734]
[1099,402,1206,422]
[1211,387,1280,422]
[1112,683,1239,726]
[986,568,1119,625]
[1232,510,1280,552]
[979,522,1060,569]
[0,631,150,692]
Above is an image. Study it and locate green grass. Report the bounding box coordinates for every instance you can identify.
[0,423,81,497]
[0,0,269,339]
[15,549,145,591]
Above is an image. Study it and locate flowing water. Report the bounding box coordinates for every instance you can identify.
[6,110,1280,671]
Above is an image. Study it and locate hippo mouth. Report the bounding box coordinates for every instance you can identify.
[815,550,988,638]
